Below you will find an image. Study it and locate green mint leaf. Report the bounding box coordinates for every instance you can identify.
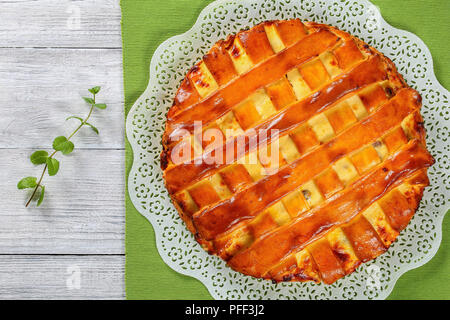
[83,97,95,105]
[53,136,67,149]
[85,122,99,134]
[46,158,60,176]
[30,150,49,165]
[17,177,37,189]
[37,185,45,207]
[66,116,84,123]
[93,103,107,110]
[61,141,74,155]
[53,136,74,155]
[88,86,101,94]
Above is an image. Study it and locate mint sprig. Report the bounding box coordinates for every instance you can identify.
[18,86,107,207]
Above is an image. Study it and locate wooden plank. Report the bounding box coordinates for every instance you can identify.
[0,48,124,149]
[0,255,124,299]
[0,0,122,48]
[0,0,127,299]
[0,149,125,254]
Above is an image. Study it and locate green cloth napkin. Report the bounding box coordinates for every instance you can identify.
[122,0,449,300]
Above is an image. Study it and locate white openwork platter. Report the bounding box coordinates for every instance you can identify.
[126,0,449,299]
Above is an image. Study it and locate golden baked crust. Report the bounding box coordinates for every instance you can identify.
[160,20,434,284]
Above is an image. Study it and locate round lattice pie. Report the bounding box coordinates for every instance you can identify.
[161,20,434,284]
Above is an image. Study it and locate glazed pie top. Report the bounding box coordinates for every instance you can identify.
[161,19,434,284]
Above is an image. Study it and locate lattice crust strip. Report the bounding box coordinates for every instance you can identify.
[161,19,435,285]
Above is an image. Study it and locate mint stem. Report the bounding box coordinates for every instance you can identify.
[25,95,96,207]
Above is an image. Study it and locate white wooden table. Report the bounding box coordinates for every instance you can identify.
[0,0,125,299]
